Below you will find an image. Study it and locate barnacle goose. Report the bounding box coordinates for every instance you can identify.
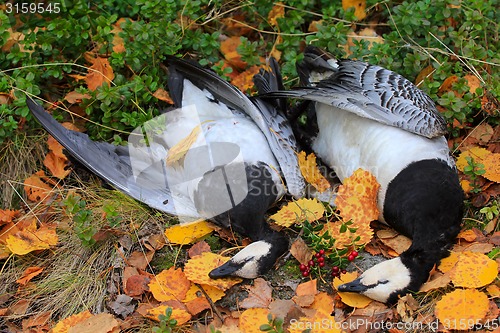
[266,46,464,303]
[27,56,305,279]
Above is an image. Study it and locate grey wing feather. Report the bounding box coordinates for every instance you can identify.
[27,97,200,218]
[165,56,305,198]
[267,49,447,139]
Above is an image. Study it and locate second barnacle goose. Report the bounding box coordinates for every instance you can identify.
[266,46,464,304]
[27,56,305,279]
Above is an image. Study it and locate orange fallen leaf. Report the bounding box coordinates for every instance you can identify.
[231,66,261,92]
[270,198,325,227]
[297,151,330,193]
[457,229,477,242]
[376,230,412,255]
[464,74,481,94]
[24,171,55,203]
[438,251,460,273]
[239,308,270,333]
[268,2,285,26]
[166,125,202,166]
[324,220,373,249]
[336,168,380,225]
[51,310,93,333]
[309,292,335,314]
[435,289,489,330]
[149,267,191,302]
[16,266,44,285]
[164,220,215,245]
[342,0,366,20]
[152,88,174,104]
[188,240,211,258]
[220,36,247,70]
[84,56,115,91]
[183,252,242,291]
[333,271,372,308]
[482,153,500,183]
[296,279,318,297]
[0,209,19,225]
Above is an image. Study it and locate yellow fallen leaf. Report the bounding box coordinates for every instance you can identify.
[457,229,477,242]
[333,271,372,308]
[6,225,58,255]
[270,198,325,227]
[239,308,270,333]
[182,283,226,303]
[342,0,366,20]
[164,220,215,245]
[435,289,489,330]
[438,251,460,273]
[24,171,54,203]
[149,267,191,302]
[183,252,242,291]
[448,252,498,288]
[166,124,202,166]
[146,305,192,325]
[456,147,491,172]
[297,151,330,193]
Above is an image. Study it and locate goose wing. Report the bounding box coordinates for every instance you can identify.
[27,97,200,218]
[165,56,305,198]
[267,47,447,139]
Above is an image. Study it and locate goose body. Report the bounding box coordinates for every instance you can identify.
[268,47,464,303]
[27,57,305,279]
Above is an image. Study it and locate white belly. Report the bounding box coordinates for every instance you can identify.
[312,103,453,219]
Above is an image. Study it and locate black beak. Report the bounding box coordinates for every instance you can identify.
[338,278,369,293]
[208,260,243,279]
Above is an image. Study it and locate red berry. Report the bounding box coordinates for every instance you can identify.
[319,262,325,268]
[347,254,355,261]
[341,269,347,274]
[315,253,321,258]
[351,250,358,258]
[299,264,307,272]
[319,249,325,255]
[302,270,310,277]
[308,260,315,267]
[317,256,324,263]
[332,266,339,273]
[332,271,340,277]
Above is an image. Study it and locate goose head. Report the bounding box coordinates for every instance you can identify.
[209,233,288,279]
[337,257,413,303]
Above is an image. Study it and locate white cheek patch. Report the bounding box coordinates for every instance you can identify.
[231,241,272,279]
[359,257,412,303]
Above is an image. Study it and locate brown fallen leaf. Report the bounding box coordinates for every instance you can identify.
[84,55,115,91]
[24,170,55,203]
[188,240,211,258]
[51,310,93,333]
[67,313,120,333]
[124,274,150,297]
[240,278,273,309]
[126,250,154,270]
[289,237,313,266]
[64,91,91,104]
[419,271,451,292]
[152,88,174,104]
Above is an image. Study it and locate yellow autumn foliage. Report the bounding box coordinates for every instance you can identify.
[164,220,215,245]
[435,289,489,330]
[297,151,330,193]
[270,198,325,227]
[183,252,242,291]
